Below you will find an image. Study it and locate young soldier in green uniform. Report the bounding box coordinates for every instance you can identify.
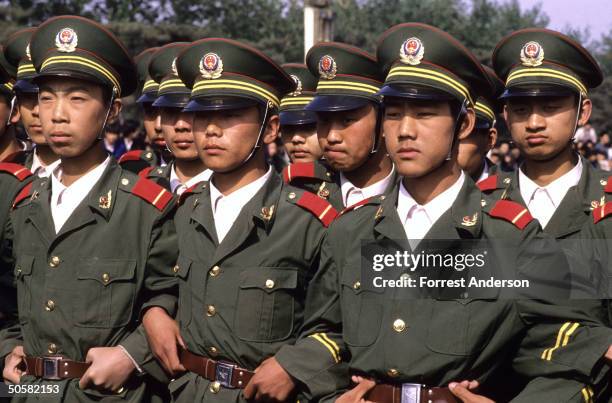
[140,42,211,193]
[4,27,60,176]
[300,23,612,403]
[278,63,323,163]
[0,49,27,164]
[141,38,342,402]
[457,66,502,182]
[478,28,609,241]
[282,43,395,211]
[118,47,164,174]
[0,16,177,402]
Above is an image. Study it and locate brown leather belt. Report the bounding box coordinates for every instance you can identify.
[24,356,90,380]
[179,349,254,389]
[366,383,459,403]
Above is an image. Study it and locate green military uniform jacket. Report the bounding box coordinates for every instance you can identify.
[0,159,178,402]
[118,150,160,175]
[302,177,612,402]
[145,171,343,402]
[139,163,173,191]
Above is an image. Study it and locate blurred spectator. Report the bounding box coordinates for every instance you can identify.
[266,139,290,173]
[122,119,146,151]
[104,122,127,159]
[575,123,597,144]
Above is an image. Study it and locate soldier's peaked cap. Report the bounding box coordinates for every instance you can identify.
[176,38,295,112]
[474,66,505,129]
[279,63,318,125]
[305,42,383,112]
[4,27,38,93]
[135,47,159,104]
[376,23,491,106]
[492,28,603,98]
[30,15,137,97]
[150,42,191,109]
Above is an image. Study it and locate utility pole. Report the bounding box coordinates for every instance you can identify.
[304,0,334,61]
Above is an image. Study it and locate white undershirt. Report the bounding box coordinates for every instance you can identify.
[30,151,61,178]
[169,164,213,195]
[50,157,110,233]
[518,158,582,228]
[396,172,465,249]
[209,167,273,243]
[340,166,395,207]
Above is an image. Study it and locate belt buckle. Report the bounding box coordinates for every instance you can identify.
[42,356,62,381]
[215,361,235,389]
[400,383,422,403]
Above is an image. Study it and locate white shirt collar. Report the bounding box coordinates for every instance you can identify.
[210,167,273,214]
[50,156,111,233]
[519,157,583,209]
[340,166,395,207]
[30,150,61,178]
[170,164,213,195]
[397,171,466,229]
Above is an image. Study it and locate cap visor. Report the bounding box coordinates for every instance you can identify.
[499,85,577,99]
[14,80,38,93]
[474,117,493,130]
[378,84,455,101]
[304,95,372,112]
[136,92,158,104]
[152,93,191,108]
[280,110,317,126]
[183,96,259,112]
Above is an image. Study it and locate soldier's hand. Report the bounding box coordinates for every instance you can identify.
[142,306,186,375]
[79,346,135,392]
[243,357,296,401]
[335,375,376,403]
[449,381,495,403]
[3,345,25,384]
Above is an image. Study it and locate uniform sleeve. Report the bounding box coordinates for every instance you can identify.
[275,231,350,400]
[140,204,179,317]
[510,376,600,403]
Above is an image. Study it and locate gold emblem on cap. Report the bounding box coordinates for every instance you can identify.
[171,57,178,76]
[25,43,31,61]
[99,190,112,209]
[318,55,337,80]
[520,41,544,67]
[55,27,78,53]
[399,37,424,66]
[289,74,302,96]
[199,52,223,80]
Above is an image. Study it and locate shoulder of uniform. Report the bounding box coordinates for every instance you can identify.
[178,181,206,206]
[138,166,155,178]
[118,174,174,211]
[0,162,32,181]
[487,199,534,230]
[118,150,156,164]
[285,188,338,227]
[602,176,612,194]
[283,161,333,183]
[476,174,499,192]
[593,202,612,224]
[12,181,35,209]
[338,195,384,218]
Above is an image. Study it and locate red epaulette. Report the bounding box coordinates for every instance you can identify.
[489,199,534,230]
[118,150,146,163]
[338,197,375,217]
[131,178,173,211]
[0,163,33,181]
[138,166,154,178]
[12,182,33,209]
[178,183,201,206]
[604,177,612,193]
[283,162,316,183]
[294,191,338,227]
[593,202,612,224]
[477,175,498,192]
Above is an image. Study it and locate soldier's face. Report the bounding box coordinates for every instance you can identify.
[0,98,10,137]
[383,98,468,178]
[14,92,45,145]
[160,107,198,161]
[280,123,322,162]
[458,127,497,179]
[192,105,278,172]
[504,95,591,161]
[316,104,377,171]
[142,103,165,150]
[38,77,120,158]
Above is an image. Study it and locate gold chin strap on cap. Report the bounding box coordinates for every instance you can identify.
[445,98,469,161]
[570,92,582,143]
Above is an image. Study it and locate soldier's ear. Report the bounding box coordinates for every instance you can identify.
[487,127,498,152]
[9,102,20,125]
[262,114,279,145]
[577,97,592,127]
[457,108,476,141]
[107,98,123,124]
